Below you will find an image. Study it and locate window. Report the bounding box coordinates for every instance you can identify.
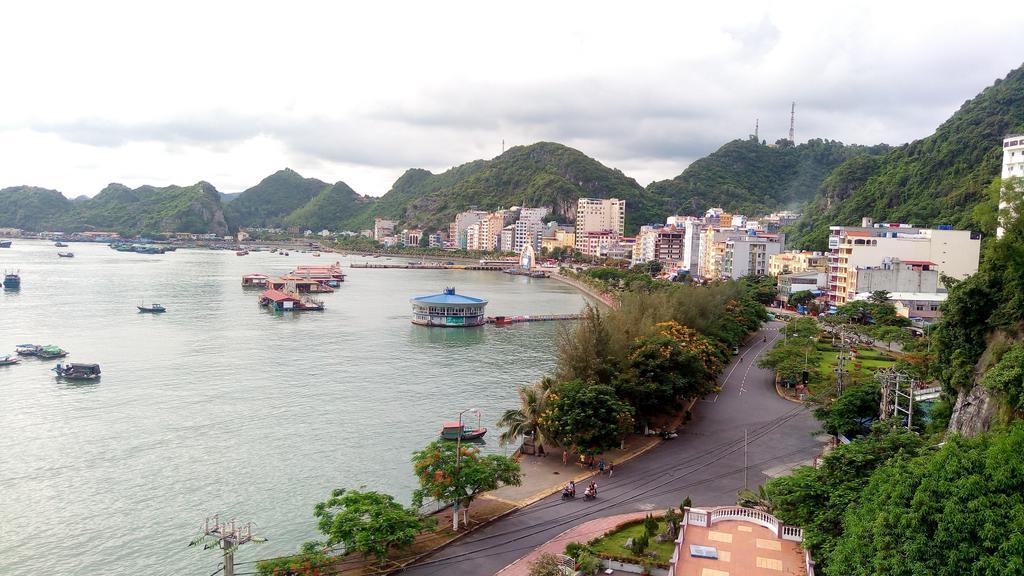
[930,305,939,311]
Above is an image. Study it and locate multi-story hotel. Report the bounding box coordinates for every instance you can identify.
[827,218,981,304]
[721,233,784,279]
[574,198,625,254]
[998,135,1024,238]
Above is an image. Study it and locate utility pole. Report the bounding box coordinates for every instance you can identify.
[789,101,796,143]
[754,118,759,142]
[743,428,748,490]
[877,369,915,429]
[190,515,265,576]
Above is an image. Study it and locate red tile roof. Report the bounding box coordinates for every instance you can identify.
[261,289,300,302]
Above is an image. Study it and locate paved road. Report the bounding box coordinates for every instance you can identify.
[399,321,823,576]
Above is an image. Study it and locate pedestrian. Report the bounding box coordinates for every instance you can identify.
[538,443,545,457]
[562,450,568,466]
[598,458,605,474]
[608,461,614,477]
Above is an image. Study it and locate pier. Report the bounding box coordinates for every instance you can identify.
[352,262,511,271]
[486,313,582,324]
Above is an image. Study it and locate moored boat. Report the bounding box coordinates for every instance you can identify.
[54,241,68,247]
[236,250,249,256]
[57,252,75,258]
[53,362,101,381]
[3,271,20,289]
[137,303,166,313]
[0,240,11,248]
[0,355,20,366]
[37,345,68,359]
[440,420,487,441]
[16,344,41,356]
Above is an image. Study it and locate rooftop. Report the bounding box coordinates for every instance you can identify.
[676,520,807,576]
[411,287,487,305]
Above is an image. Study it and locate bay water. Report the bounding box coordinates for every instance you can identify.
[0,240,587,575]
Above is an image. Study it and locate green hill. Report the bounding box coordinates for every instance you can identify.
[0,182,229,235]
[0,186,73,230]
[362,142,659,234]
[647,138,890,217]
[224,168,331,228]
[788,64,1024,250]
[284,181,375,232]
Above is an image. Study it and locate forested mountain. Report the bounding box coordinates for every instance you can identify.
[647,138,890,217]
[0,182,229,235]
[284,181,374,232]
[363,142,662,233]
[787,64,1024,250]
[0,186,72,230]
[224,169,334,228]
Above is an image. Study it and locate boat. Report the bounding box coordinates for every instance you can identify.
[53,362,101,381]
[16,344,41,356]
[312,252,321,257]
[236,250,249,256]
[54,241,68,247]
[0,240,11,248]
[37,345,68,359]
[3,271,20,289]
[137,303,167,313]
[440,419,487,441]
[57,252,75,258]
[0,355,20,366]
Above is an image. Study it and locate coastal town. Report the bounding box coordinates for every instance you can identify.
[4,6,1024,576]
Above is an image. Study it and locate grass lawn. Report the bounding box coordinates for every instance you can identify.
[589,519,675,565]
[810,347,896,398]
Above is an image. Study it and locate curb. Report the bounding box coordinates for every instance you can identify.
[774,379,810,405]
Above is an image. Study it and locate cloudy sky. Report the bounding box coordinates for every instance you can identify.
[1,1,1022,198]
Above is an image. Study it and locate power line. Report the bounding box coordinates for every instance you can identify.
[189,515,266,576]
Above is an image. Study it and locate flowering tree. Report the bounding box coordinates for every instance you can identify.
[411,440,521,531]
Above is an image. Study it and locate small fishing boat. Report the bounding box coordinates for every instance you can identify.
[0,240,11,248]
[312,252,321,257]
[236,250,249,256]
[137,303,166,313]
[54,241,68,247]
[440,414,487,441]
[0,355,20,366]
[16,344,41,356]
[57,252,75,258]
[37,345,68,359]
[3,271,20,289]
[53,362,101,381]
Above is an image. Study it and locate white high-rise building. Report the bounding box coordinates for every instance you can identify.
[575,198,625,253]
[998,135,1024,238]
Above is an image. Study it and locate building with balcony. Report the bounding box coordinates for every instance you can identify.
[999,134,1024,238]
[768,251,827,276]
[721,233,784,279]
[575,198,625,254]
[827,218,980,305]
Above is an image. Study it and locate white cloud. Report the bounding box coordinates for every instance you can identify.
[0,0,1021,197]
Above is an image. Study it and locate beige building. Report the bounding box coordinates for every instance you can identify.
[574,198,625,253]
[827,218,981,304]
[373,218,397,240]
[541,228,575,253]
[768,251,827,275]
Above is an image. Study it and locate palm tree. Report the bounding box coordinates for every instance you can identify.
[497,377,555,449]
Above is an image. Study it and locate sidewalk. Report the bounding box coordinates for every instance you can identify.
[494,511,650,576]
[488,433,662,506]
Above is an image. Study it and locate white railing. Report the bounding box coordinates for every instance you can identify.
[781,524,804,541]
[806,549,817,576]
[708,506,779,534]
[686,510,709,527]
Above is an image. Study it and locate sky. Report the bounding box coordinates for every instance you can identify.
[1,1,1022,198]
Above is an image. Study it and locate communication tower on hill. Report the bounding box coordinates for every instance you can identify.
[789,101,796,142]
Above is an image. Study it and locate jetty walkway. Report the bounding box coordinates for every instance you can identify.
[351,262,509,270]
[485,313,581,324]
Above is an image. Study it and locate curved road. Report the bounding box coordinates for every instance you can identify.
[399,321,823,576]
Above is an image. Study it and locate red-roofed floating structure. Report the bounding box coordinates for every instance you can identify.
[258,289,324,312]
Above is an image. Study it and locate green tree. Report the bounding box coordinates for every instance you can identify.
[980,342,1024,415]
[545,380,634,456]
[871,325,906,350]
[312,488,429,566]
[528,552,565,576]
[784,317,821,340]
[418,232,430,247]
[497,378,555,449]
[616,333,714,422]
[867,290,891,304]
[813,384,881,437]
[788,290,816,308]
[411,440,521,531]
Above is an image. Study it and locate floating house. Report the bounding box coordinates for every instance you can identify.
[259,289,324,312]
[291,263,346,286]
[269,276,335,293]
[410,287,487,327]
[242,273,270,288]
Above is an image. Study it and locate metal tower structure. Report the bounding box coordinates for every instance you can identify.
[788,101,796,143]
[189,515,265,576]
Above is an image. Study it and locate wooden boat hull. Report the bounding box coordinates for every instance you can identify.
[137,307,166,313]
[440,428,487,441]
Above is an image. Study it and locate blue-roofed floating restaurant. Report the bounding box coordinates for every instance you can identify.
[410,287,487,327]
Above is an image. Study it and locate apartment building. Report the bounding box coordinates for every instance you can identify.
[575,198,625,253]
[373,218,397,240]
[768,251,827,275]
[998,134,1024,238]
[721,233,784,279]
[827,218,980,304]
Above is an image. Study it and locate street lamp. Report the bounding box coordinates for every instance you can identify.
[453,407,479,531]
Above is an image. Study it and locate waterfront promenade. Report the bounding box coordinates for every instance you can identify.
[397,321,824,576]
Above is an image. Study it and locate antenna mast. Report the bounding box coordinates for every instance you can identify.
[789,101,796,143]
[755,118,759,141]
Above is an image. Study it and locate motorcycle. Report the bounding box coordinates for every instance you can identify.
[561,488,576,499]
[583,490,597,501]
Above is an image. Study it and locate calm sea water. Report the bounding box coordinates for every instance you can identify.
[0,240,587,576]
